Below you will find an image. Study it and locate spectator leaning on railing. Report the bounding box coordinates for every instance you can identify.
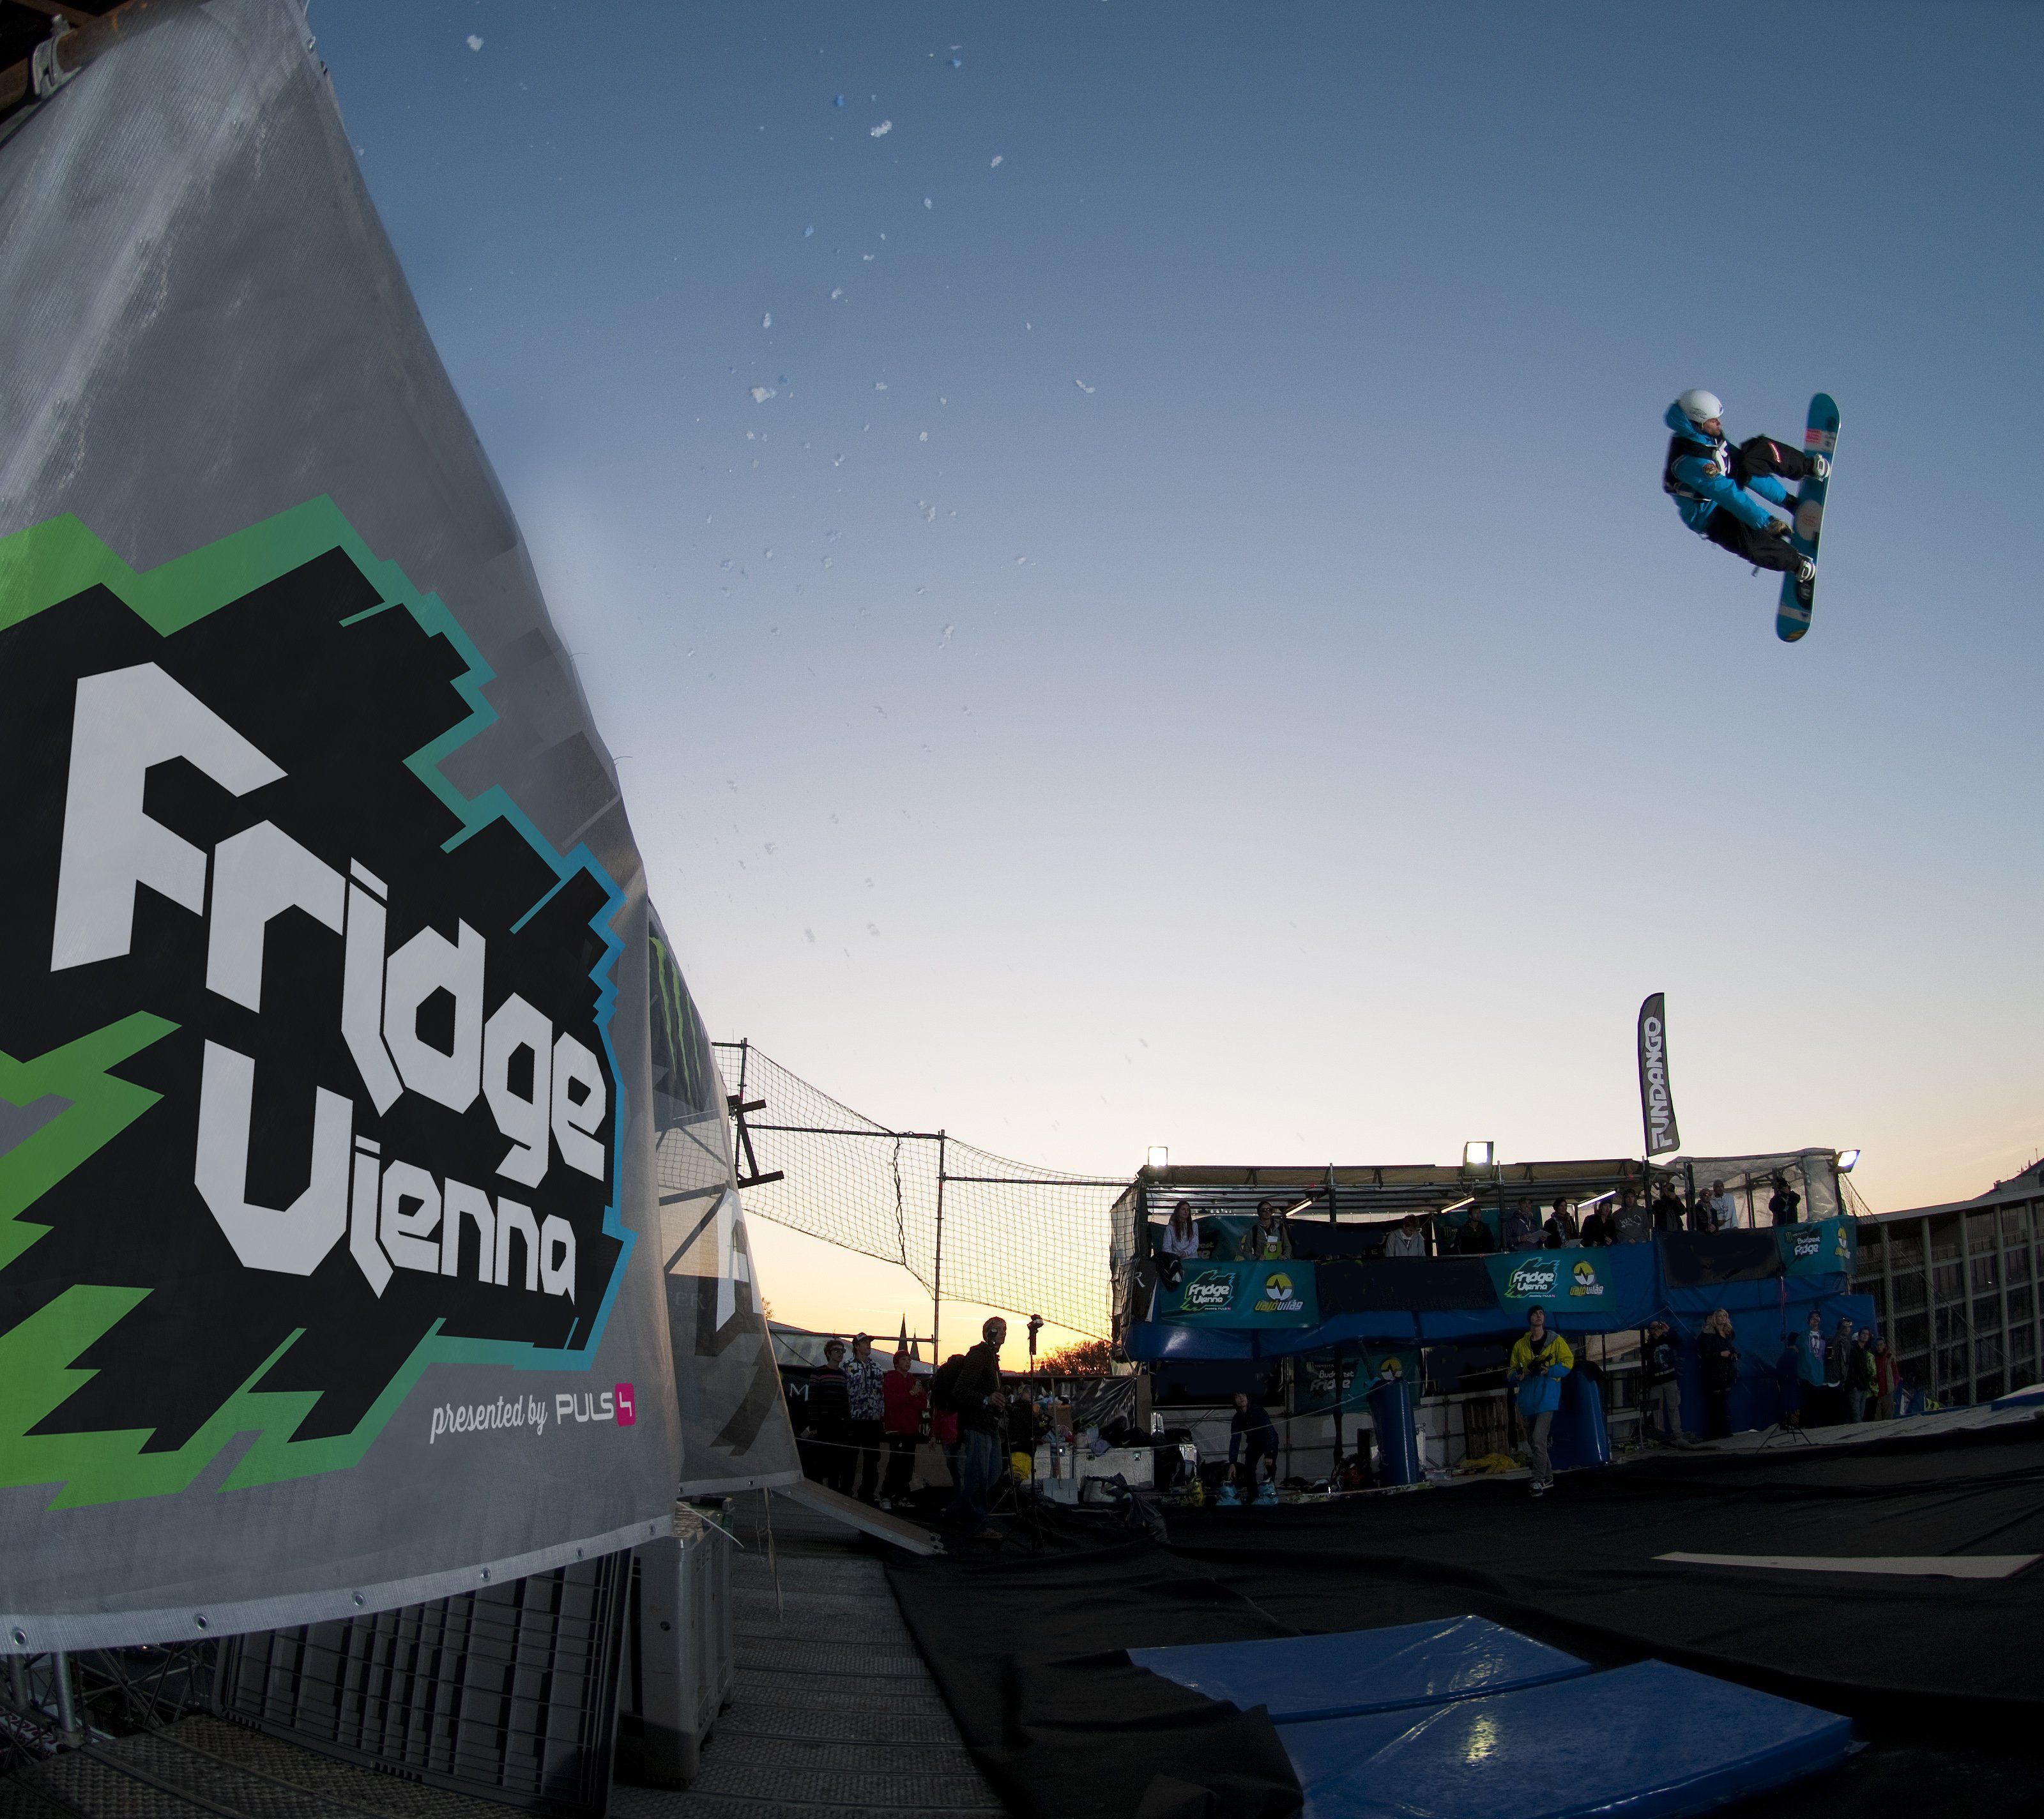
[1248,1199,1292,1260]
[1454,1214,1496,1255]
[1703,1180,1737,1233]
[1652,1181,1688,1235]
[1504,1198,1542,1251]
[1612,1187,1652,1245]
[1157,1200,1203,1261]
[1384,1213,1428,1258]
[1543,1198,1580,1249]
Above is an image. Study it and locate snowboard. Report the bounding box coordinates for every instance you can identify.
[1776,392,1840,643]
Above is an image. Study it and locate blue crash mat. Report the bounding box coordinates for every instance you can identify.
[1283,1658,1854,1819]
[1129,1615,1589,1723]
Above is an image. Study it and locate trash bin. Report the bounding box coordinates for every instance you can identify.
[1367,1376,1421,1487]
[1549,1364,1611,1472]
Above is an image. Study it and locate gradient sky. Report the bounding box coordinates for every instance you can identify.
[317,1,2043,1346]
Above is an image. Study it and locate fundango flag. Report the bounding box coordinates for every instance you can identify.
[0,0,792,1651]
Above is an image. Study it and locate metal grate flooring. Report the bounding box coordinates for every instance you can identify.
[611,1493,1002,1819]
[0,1495,1000,1819]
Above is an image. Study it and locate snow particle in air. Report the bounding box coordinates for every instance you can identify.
[761,312,772,328]
[991,155,1003,167]
[466,34,483,50]
[749,386,775,403]
[871,120,893,138]
[830,287,844,301]
[919,430,928,441]
[805,928,816,943]
[874,381,888,391]
[939,623,954,647]
[834,95,845,107]
[804,225,815,237]
[1075,379,1095,394]
[924,197,933,208]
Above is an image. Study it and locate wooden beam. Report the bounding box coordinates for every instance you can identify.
[8,1,99,27]
[1,0,194,121]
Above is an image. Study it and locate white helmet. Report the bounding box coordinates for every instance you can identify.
[1677,389,1723,429]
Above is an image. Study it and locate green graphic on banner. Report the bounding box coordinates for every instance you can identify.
[1159,1260,1319,1328]
[1779,1217,1854,1277]
[1294,1348,1421,1413]
[1487,1250,1613,1309]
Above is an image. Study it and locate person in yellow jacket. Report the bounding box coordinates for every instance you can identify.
[1507,1307,1575,1498]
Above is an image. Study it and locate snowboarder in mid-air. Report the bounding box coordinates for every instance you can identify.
[1662,390,1829,605]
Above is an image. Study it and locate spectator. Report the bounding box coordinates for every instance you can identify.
[1845,1327,1875,1424]
[845,1332,889,1504]
[1704,1179,1738,1233]
[945,1317,1009,1539]
[1698,1308,1739,1440]
[1796,1312,1827,1420]
[1640,1319,1688,1445]
[1826,1317,1854,1424]
[806,1340,854,1493]
[1872,1337,1897,1420]
[1612,1187,1652,1245]
[1228,1391,1279,1496]
[1768,1172,1803,1226]
[1579,1199,1615,1247]
[1157,1200,1203,1261]
[1504,1198,1543,1252]
[1507,1307,1573,1497]
[1456,1213,1497,1256]
[1652,1181,1688,1235]
[1384,1213,1428,1258]
[1544,1198,1580,1249]
[880,1348,926,1509]
[1248,1199,1292,1260]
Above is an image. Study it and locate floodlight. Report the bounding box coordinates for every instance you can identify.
[1463,1140,1494,1170]
[1147,1145,1169,1170]
[1837,1149,1860,1173]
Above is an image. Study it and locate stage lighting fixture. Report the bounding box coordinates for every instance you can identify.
[1147,1145,1169,1170]
[1463,1140,1494,1170]
[1838,1149,1861,1173]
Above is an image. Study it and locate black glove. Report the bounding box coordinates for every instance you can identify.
[1764,517,1793,540]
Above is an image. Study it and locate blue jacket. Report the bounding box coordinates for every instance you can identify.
[1664,400,1788,534]
[1507,1330,1573,1417]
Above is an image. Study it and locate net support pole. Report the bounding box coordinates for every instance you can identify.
[932,1131,947,1364]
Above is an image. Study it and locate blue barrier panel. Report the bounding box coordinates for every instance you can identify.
[1548,1364,1610,1473]
[1282,1659,1853,1819]
[1129,1616,1589,1724]
[1367,1377,1422,1487]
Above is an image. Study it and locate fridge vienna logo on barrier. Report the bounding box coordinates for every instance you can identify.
[1181,1268,1237,1313]
[0,500,635,1507]
[1505,1259,1559,1300]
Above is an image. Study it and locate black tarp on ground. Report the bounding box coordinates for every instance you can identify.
[885,1417,2044,1819]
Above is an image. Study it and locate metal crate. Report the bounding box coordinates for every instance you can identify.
[614,1503,734,1786]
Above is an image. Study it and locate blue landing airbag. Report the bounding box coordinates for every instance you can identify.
[1282,1658,1853,1819]
[1129,1615,1589,1723]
